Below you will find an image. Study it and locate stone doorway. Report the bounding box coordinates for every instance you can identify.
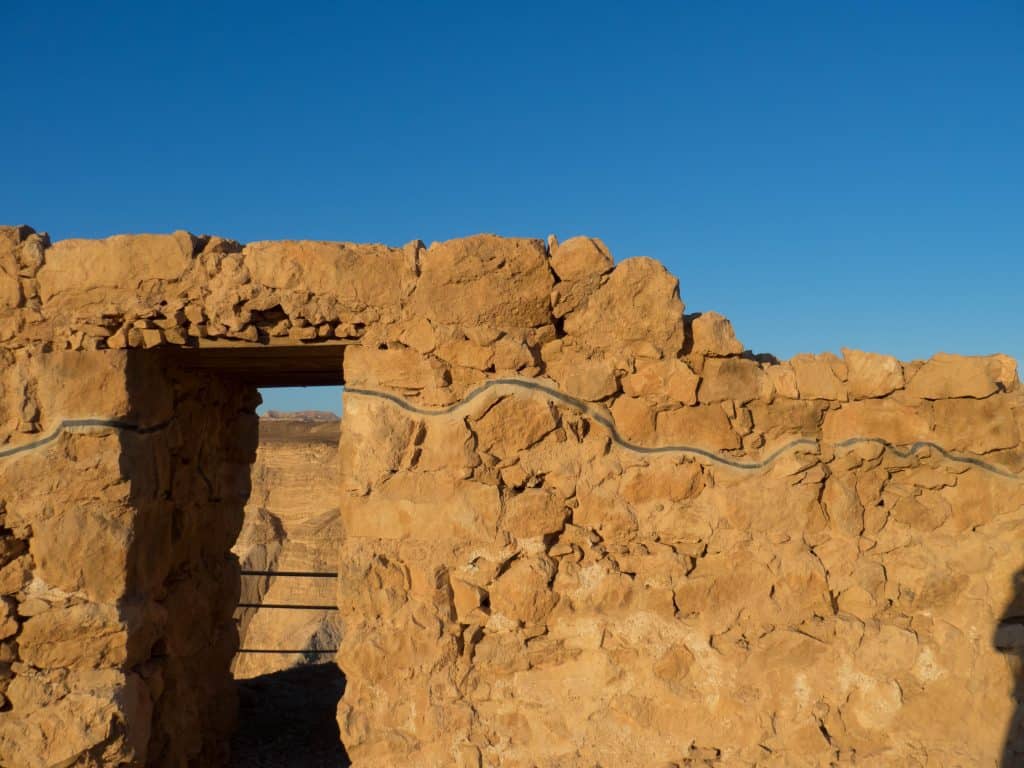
[164,343,350,766]
[229,381,347,766]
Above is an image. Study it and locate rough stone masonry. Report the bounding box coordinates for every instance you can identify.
[0,225,1022,767]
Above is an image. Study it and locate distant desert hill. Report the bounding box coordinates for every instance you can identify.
[232,413,342,678]
[262,409,340,422]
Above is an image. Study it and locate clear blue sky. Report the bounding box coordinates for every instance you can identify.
[2,1,1020,415]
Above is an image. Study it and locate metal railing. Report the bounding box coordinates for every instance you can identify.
[236,568,339,655]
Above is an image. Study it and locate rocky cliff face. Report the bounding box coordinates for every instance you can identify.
[232,414,342,679]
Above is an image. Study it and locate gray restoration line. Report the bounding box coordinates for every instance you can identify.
[0,417,173,460]
[1,378,1020,482]
[347,377,1023,482]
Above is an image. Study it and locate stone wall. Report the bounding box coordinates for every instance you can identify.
[1,224,1022,766]
[0,348,257,767]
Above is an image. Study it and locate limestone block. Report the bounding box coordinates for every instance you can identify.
[0,554,31,595]
[618,458,703,506]
[749,398,828,441]
[32,349,132,424]
[699,357,766,404]
[0,227,27,310]
[549,236,613,282]
[451,578,489,623]
[656,404,741,450]
[930,394,1021,453]
[436,335,494,371]
[503,488,569,539]
[0,692,124,767]
[29,499,135,603]
[344,345,447,391]
[823,471,866,537]
[673,549,773,633]
[905,352,1004,399]
[564,257,684,360]
[843,348,905,398]
[688,311,744,356]
[549,236,614,317]
[415,417,480,474]
[471,395,559,456]
[823,399,931,446]
[18,603,129,669]
[622,358,700,406]
[610,395,656,443]
[410,234,553,329]
[489,556,558,625]
[0,596,16,639]
[338,396,419,491]
[38,231,196,307]
[540,340,619,401]
[244,239,415,312]
[344,473,500,542]
[765,362,799,399]
[790,352,848,401]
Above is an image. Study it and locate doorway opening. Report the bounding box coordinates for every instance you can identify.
[231,383,348,767]
[162,344,350,766]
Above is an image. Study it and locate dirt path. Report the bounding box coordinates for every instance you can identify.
[231,663,350,767]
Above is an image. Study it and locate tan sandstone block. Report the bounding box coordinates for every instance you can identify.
[245,239,414,310]
[28,350,131,424]
[541,341,619,401]
[622,359,699,406]
[411,235,553,329]
[688,311,744,356]
[344,474,500,542]
[564,257,684,360]
[656,404,741,450]
[0,597,17,640]
[749,398,828,441]
[549,236,613,281]
[549,237,614,317]
[823,399,930,446]
[451,579,489,623]
[905,353,1003,399]
[489,557,558,626]
[790,353,848,401]
[504,488,569,539]
[610,396,656,444]
[344,345,446,391]
[0,226,30,309]
[765,362,799,399]
[698,357,766,404]
[471,396,559,456]
[38,231,196,305]
[843,348,905,398]
[18,603,129,669]
[930,395,1021,453]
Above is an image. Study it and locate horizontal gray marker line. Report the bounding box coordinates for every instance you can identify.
[347,378,1023,481]
[834,436,1021,481]
[2,382,1018,482]
[0,417,173,460]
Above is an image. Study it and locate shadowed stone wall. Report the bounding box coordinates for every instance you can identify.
[1,225,1022,766]
[0,347,257,767]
